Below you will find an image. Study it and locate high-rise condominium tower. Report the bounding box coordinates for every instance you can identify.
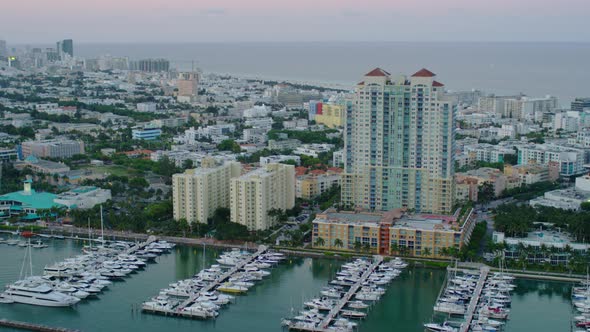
[342,68,455,214]
[56,39,73,59]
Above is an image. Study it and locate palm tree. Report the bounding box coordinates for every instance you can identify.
[334,238,344,249]
[390,243,399,255]
[314,237,326,248]
[362,243,371,254]
[353,241,362,253]
[422,247,432,257]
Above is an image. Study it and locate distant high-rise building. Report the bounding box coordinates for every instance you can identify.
[134,58,170,72]
[56,39,73,59]
[0,40,7,58]
[177,72,199,102]
[572,98,590,113]
[230,163,295,231]
[342,68,455,214]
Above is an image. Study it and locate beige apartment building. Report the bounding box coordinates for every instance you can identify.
[172,159,241,224]
[312,208,476,258]
[230,163,295,231]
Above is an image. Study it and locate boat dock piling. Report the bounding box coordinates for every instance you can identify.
[458,266,489,332]
[0,319,80,332]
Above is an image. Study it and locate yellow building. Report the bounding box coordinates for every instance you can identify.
[312,208,476,258]
[314,104,344,128]
[296,170,341,199]
[230,163,295,231]
[172,159,241,224]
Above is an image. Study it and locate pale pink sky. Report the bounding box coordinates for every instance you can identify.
[2,0,588,42]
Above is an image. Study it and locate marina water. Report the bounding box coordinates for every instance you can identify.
[0,238,573,331]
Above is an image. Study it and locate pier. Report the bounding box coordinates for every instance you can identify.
[0,319,80,332]
[178,245,268,310]
[458,266,489,332]
[143,245,279,319]
[317,256,383,330]
[124,235,158,255]
[285,256,402,332]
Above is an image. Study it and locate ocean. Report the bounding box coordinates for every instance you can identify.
[68,42,590,106]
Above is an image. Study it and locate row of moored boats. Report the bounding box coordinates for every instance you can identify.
[427,270,514,332]
[572,279,590,331]
[142,248,285,319]
[0,238,173,307]
[282,257,407,332]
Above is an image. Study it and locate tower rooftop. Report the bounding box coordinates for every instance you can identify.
[364,68,390,77]
[411,68,436,77]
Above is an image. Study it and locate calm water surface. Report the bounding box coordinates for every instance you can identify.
[0,237,572,331]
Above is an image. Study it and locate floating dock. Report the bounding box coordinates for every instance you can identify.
[285,255,406,332]
[179,245,268,309]
[143,245,284,319]
[317,257,383,330]
[458,266,489,332]
[0,319,80,332]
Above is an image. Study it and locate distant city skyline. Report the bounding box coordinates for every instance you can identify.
[1,0,589,43]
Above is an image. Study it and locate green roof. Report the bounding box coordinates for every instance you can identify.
[0,189,64,210]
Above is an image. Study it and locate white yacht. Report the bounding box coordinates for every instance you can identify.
[3,281,80,307]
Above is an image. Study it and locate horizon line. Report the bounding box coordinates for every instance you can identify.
[7,40,590,45]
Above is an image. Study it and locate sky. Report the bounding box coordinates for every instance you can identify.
[1,0,589,43]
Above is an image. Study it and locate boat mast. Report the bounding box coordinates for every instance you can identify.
[100,205,104,245]
[88,217,92,248]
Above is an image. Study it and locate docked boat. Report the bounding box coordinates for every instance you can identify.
[340,310,366,319]
[217,282,248,294]
[2,281,80,307]
[424,322,458,332]
[347,300,369,309]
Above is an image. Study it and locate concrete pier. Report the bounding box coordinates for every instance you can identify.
[0,319,80,332]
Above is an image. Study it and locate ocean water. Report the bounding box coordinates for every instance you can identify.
[69,42,590,105]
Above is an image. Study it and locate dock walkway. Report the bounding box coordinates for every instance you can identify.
[178,245,268,310]
[124,235,157,255]
[458,266,489,332]
[317,256,383,330]
[0,319,80,332]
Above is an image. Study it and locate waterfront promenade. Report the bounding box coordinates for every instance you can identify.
[39,226,586,283]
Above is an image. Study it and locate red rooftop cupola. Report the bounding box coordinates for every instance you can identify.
[411,68,436,77]
[365,68,390,77]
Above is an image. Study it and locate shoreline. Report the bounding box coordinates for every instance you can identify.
[32,226,583,283]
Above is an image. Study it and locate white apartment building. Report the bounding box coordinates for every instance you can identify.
[172,160,242,224]
[230,163,295,230]
[517,144,585,176]
[137,102,157,112]
[243,105,271,118]
[54,186,112,209]
[21,139,85,159]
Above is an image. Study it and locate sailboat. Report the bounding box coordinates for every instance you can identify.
[1,238,80,307]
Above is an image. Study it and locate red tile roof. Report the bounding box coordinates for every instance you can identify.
[327,167,343,173]
[357,81,365,85]
[295,166,308,176]
[411,68,436,77]
[364,68,390,77]
[309,169,326,175]
[432,80,444,87]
